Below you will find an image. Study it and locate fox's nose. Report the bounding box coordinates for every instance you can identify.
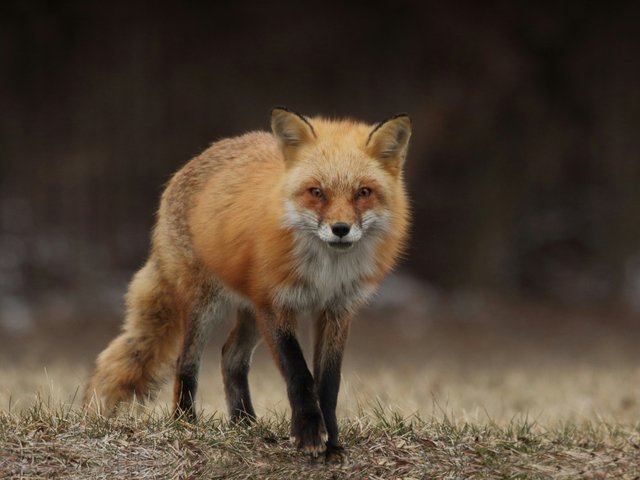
[331,222,351,238]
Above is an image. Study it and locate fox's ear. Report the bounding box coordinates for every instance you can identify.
[366,114,412,175]
[271,107,316,149]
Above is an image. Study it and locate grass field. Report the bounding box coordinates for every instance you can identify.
[2,402,639,478]
[2,297,640,478]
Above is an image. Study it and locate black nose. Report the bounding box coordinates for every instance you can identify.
[331,222,351,238]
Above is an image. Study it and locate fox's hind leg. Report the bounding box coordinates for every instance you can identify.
[173,289,231,419]
[221,308,261,422]
[84,261,182,415]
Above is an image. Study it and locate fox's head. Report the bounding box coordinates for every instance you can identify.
[272,107,411,253]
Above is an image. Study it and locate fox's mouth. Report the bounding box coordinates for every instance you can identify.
[328,241,353,250]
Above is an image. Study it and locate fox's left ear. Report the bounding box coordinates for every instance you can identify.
[366,114,412,175]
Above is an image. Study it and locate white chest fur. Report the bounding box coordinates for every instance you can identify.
[271,235,379,313]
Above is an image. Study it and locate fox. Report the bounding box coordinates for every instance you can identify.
[84,107,412,460]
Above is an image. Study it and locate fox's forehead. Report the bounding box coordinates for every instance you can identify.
[282,117,398,192]
[312,154,378,184]
[302,119,379,170]
[309,117,373,146]
[287,151,389,194]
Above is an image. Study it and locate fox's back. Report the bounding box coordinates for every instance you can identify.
[152,131,284,268]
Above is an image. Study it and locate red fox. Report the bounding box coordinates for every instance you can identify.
[85,107,412,460]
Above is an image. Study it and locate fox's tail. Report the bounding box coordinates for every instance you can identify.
[84,260,182,415]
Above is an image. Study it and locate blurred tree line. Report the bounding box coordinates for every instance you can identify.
[1,1,639,314]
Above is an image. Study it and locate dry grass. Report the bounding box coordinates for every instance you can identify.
[1,399,639,479]
[2,354,640,478]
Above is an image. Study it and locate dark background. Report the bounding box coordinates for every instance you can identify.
[1,1,640,339]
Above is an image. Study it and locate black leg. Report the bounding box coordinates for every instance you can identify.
[173,298,225,420]
[174,360,198,420]
[221,309,261,422]
[314,311,351,462]
[259,311,327,456]
[277,331,327,455]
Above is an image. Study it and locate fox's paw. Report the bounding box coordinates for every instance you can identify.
[325,444,347,464]
[290,409,328,457]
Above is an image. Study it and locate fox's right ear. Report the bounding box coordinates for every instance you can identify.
[271,107,316,150]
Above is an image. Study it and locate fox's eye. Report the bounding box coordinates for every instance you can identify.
[357,187,372,198]
[309,187,324,198]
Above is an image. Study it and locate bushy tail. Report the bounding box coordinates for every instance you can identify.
[84,260,182,415]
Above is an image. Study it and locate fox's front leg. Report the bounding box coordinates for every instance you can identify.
[259,310,327,456]
[314,310,351,462]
